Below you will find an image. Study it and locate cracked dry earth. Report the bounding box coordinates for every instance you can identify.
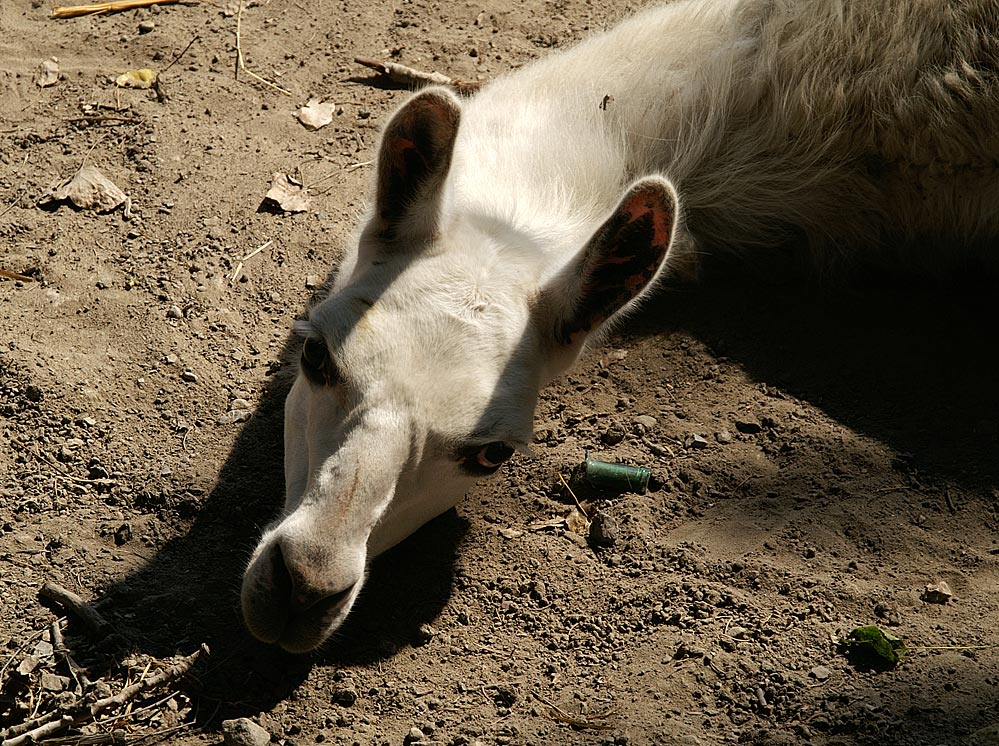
[2,1,999,745]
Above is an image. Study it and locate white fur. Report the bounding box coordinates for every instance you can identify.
[242,0,999,652]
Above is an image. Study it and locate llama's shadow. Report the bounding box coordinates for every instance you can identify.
[632,262,999,491]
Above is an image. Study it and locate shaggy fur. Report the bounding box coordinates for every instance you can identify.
[455,0,999,275]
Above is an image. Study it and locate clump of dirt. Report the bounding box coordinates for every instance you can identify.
[2,1,998,745]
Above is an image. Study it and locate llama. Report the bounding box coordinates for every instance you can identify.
[241,0,999,652]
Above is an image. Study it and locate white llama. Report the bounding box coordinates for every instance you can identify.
[242,0,999,652]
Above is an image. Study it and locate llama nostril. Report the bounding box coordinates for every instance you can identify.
[278,542,356,617]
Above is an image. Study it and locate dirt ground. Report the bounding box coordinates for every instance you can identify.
[2,1,999,745]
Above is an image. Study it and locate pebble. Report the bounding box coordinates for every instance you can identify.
[305,274,320,289]
[221,718,270,746]
[406,727,425,743]
[633,414,657,430]
[25,385,43,402]
[181,370,198,383]
[589,511,619,547]
[331,687,357,707]
[218,409,252,425]
[164,354,177,365]
[923,580,953,604]
[729,626,749,640]
[230,398,250,409]
[684,433,708,449]
[413,623,436,646]
[716,430,733,444]
[601,425,625,446]
[166,305,183,319]
[138,17,155,31]
[40,673,69,692]
[809,665,832,681]
[735,419,763,434]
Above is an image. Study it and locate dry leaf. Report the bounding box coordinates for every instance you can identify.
[41,165,129,213]
[565,505,591,535]
[262,173,311,213]
[35,58,60,87]
[296,98,336,130]
[115,68,157,89]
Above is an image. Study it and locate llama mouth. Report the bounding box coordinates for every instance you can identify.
[275,587,358,654]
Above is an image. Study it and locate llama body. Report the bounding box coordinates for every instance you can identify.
[241,0,999,652]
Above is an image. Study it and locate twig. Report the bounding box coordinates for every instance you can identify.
[0,269,35,282]
[241,238,272,261]
[87,645,208,718]
[52,0,181,18]
[531,692,616,732]
[558,473,590,520]
[2,648,205,746]
[38,582,117,642]
[3,715,74,746]
[353,56,481,95]
[162,35,200,73]
[235,2,292,96]
[345,160,372,172]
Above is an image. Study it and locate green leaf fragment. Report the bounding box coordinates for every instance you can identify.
[844,625,906,668]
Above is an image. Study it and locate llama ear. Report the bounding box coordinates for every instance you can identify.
[373,87,462,243]
[549,177,679,347]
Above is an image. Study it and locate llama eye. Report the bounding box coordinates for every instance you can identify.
[300,336,338,386]
[458,442,516,475]
[477,442,515,468]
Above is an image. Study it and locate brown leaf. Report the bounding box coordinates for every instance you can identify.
[296,98,336,130]
[262,173,311,213]
[35,58,60,87]
[42,165,129,213]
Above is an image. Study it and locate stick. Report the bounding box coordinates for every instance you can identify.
[52,0,181,18]
[87,645,208,718]
[2,714,74,746]
[162,34,200,73]
[39,582,116,641]
[354,56,481,95]
[0,269,35,282]
[235,2,292,96]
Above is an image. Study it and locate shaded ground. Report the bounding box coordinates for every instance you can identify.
[2,1,998,745]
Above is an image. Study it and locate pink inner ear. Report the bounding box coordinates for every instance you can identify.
[621,186,675,251]
[555,179,677,346]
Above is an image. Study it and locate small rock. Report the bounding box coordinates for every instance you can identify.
[181,370,198,383]
[735,419,763,434]
[166,305,183,319]
[809,665,832,681]
[268,291,281,302]
[230,398,250,409]
[601,425,625,446]
[589,511,619,547]
[923,580,953,604]
[633,414,657,430]
[164,354,178,365]
[331,687,357,707]
[684,433,708,449]
[406,727,425,743]
[218,409,252,425]
[728,626,749,640]
[25,384,43,402]
[114,523,132,545]
[40,673,69,692]
[17,655,40,676]
[413,623,436,646]
[305,274,320,289]
[221,718,270,746]
[716,430,733,444]
[138,19,155,32]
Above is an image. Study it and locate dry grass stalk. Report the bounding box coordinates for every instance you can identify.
[52,0,181,19]
[354,56,481,95]
[235,1,292,96]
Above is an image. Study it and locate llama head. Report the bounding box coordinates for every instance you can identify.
[240,87,680,652]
